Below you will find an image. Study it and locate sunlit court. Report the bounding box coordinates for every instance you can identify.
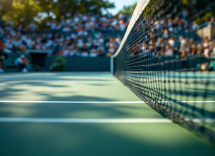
[0,0,215,155]
[0,72,214,156]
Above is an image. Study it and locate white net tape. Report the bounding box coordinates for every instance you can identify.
[114,0,150,57]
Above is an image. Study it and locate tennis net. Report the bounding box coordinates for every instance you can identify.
[113,0,215,143]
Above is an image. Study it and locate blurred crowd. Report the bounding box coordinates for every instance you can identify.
[131,16,215,58]
[0,13,129,57]
[46,13,130,32]
[137,36,215,58]
[0,29,122,57]
[6,13,131,32]
[1,11,215,72]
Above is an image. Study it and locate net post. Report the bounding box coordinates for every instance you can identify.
[110,55,114,75]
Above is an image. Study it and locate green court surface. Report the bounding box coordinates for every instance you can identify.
[0,72,215,156]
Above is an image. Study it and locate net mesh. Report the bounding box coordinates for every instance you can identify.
[114,0,215,144]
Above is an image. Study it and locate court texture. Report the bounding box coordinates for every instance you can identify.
[0,72,215,156]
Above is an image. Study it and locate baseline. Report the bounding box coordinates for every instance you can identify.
[0,118,214,123]
[0,101,214,104]
[0,118,172,123]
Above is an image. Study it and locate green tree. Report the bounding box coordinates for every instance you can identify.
[117,3,137,16]
[1,0,115,26]
[78,0,115,15]
[2,0,42,25]
[182,0,215,24]
[51,0,115,20]
[36,0,55,18]
[0,0,13,18]
[35,0,115,21]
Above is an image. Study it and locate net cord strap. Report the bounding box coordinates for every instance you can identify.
[114,0,150,57]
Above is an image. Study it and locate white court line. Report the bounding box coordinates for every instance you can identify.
[0,118,214,123]
[0,101,214,104]
[158,101,215,103]
[0,118,172,123]
[191,119,215,123]
[0,101,146,104]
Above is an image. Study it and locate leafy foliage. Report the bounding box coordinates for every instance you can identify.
[182,0,215,25]
[2,0,43,25]
[1,0,115,26]
[142,0,215,25]
[117,3,137,16]
[49,57,66,71]
[0,0,13,17]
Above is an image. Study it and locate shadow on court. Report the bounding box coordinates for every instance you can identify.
[0,73,215,156]
[0,121,215,156]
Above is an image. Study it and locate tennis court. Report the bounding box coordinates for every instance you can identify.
[0,72,214,156]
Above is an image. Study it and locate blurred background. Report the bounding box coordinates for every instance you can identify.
[0,0,138,73]
[0,0,215,73]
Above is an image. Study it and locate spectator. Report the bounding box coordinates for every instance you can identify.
[5,40,14,51]
[119,20,126,31]
[163,29,169,39]
[90,48,98,57]
[212,45,215,55]
[191,21,199,31]
[141,42,148,53]
[14,55,30,72]
[63,26,71,32]
[98,49,105,57]
[69,48,76,56]
[20,43,27,53]
[208,17,215,26]
[81,43,89,57]
[61,46,70,56]
[180,50,187,57]
[0,39,5,72]
[29,21,37,31]
[166,48,174,56]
